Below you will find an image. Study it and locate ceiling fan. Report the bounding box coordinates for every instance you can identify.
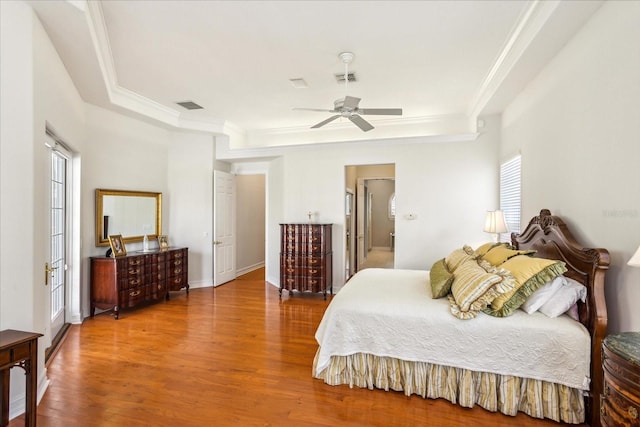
[294,52,403,132]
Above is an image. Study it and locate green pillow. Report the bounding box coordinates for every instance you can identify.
[430,258,454,299]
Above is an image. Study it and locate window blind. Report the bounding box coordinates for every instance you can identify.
[500,155,521,241]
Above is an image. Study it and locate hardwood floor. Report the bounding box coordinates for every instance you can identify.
[11,269,585,426]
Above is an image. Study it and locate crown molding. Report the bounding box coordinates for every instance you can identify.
[467,0,561,126]
[81,1,485,146]
[217,131,479,162]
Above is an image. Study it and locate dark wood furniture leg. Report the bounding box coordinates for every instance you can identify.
[0,330,43,427]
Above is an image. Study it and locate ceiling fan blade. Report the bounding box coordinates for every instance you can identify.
[349,114,374,132]
[293,107,336,113]
[357,108,403,116]
[311,115,341,129]
[342,96,361,110]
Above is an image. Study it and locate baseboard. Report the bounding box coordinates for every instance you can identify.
[371,246,393,251]
[9,368,49,422]
[236,262,265,277]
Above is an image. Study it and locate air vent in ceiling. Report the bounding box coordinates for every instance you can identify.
[176,101,203,110]
[335,72,356,83]
[289,78,308,89]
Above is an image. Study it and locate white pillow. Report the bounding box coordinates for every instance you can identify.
[520,276,565,314]
[538,277,587,318]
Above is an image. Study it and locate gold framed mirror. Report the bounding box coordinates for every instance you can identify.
[95,189,162,247]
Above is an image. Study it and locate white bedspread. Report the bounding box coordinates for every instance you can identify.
[314,268,591,390]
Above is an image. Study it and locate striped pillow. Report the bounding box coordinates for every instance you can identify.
[444,245,477,273]
[448,259,514,319]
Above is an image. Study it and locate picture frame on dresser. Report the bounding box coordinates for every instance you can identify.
[157,234,169,250]
[108,234,126,257]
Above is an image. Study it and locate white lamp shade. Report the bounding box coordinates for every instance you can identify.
[628,245,640,267]
[483,210,508,234]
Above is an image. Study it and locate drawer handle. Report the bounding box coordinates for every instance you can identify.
[174,268,182,274]
[287,268,294,273]
[310,260,318,264]
[287,279,294,283]
[310,269,318,274]
[175,253,182,258]
[129,290,141,297]
[174,277,182,283]
[601,406,606,417]
[630,406,638,420]
[129,268,140,274]
[130,279,140,285]
[604,385,609,397]
[131,260,141,265]
[174,260,182,266]
[157,284,162,289]
[310,280,318,284]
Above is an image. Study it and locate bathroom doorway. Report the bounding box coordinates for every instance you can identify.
[345,164,395,280]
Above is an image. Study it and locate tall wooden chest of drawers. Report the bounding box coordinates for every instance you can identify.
[90,247,189,319]
[280,223,332,299]
[601,332,640,426]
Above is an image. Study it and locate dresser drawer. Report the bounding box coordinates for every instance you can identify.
[120,287,146,308]
[603,371,639,425]
[169,249,186,260]
[168,275,186,288]
[149,282,166,300]
[126,256,144,267]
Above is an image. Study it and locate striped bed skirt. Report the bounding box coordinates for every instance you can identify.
[312,349,585,424]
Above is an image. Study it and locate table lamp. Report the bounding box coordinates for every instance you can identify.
[484,210,508,242]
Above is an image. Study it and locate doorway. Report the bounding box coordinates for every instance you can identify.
[345,164,395,278]
[45,130,77,361]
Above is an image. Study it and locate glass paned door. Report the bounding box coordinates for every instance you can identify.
[50,150,67,335]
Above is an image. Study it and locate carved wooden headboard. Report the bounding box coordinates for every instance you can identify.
[512,209,610,427]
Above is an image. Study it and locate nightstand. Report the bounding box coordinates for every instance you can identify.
[601,332,640,426]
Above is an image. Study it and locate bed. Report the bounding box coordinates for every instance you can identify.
[313,210,609,426]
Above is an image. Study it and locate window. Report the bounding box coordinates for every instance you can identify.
[388,193,396,219]
[499,155,521,241]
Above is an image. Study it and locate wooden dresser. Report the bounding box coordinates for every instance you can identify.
[601,332,640,427]
[90,247,189,319]
[280,223,332,299]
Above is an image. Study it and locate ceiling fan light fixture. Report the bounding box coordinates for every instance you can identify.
[294,51,402,132]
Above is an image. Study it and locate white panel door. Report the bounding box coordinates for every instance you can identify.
[213,170,236,286]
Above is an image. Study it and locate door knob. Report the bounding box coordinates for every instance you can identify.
[44,262,58,286]
[213,240,222,245]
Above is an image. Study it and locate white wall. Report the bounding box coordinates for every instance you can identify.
[167,131,216,288]
[265,116,500,291]
[82,104,172,312]
[1,2,86,418]
[501,0,640,332]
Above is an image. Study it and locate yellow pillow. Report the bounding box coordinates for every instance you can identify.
[485,255,567,317]
[430,258,454,299]
[482,245,536,266]
[474,242,504,256]
[448,259,514,319]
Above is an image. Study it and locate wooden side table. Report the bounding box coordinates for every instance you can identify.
[0,330,43,427]
[601,331,640,427]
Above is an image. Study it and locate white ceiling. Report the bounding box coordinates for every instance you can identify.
[28,0,603,147]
